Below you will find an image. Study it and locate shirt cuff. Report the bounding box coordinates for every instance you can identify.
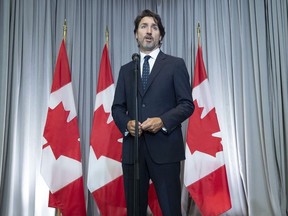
[161,127,168,134]
[124,129,130,137]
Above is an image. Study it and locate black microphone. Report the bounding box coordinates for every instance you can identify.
[132,53,140,61]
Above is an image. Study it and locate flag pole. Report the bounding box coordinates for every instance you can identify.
[56,209,61,216]
[55,19,67,216]
[197,22,201,47]
[186,23,202,214]
[105,26,109,48]
[63,19,67,43]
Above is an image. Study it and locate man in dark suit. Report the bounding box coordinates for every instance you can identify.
[112,9,194,216]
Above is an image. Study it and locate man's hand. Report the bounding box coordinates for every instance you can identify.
[141,117,163,133]
[127,120,142,137]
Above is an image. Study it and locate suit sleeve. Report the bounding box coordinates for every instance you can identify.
[112,66,131,135]
[160,58,194,133]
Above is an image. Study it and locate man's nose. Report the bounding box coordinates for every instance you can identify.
[146,27,152,34]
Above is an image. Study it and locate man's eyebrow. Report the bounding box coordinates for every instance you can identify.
[139,23,158,27]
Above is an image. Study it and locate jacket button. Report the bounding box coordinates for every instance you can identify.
[142,104,146,107]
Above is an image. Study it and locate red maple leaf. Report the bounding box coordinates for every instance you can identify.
[43,102,81,161]
[90,105,122,161]
[186,100,223,157]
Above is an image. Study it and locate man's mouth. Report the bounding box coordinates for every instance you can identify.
[144,36,153,42]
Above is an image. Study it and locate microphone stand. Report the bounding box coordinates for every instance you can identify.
[132,53,140,216]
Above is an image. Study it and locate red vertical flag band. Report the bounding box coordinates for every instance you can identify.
[40,40,86,216]
[184,45,232,216]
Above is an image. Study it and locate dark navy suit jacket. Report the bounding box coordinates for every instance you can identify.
[112,51,194,164]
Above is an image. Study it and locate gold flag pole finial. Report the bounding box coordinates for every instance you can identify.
[105,26,109,48]
[63,19,67,42]
[197,23,201,47]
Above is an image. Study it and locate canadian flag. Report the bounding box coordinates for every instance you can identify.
[184,46,231,216]
[40,40,86,215]
[87,43,126,215]
[87,44,162,216]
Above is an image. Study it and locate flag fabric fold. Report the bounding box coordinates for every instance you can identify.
[184,46,232,216]
[40,39,86,216]
[87,44,162,216]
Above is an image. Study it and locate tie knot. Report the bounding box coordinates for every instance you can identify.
[144,55,151,62]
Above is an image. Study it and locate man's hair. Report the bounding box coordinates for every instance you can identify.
[134,9,166,41]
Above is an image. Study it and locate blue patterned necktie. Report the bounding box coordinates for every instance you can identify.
[142,55,151,91]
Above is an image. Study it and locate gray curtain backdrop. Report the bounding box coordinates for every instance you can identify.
[0,0,287,215]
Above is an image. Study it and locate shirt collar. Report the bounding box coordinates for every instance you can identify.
[140,48,160,61]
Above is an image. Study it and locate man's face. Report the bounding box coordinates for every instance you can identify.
[135,16,162,53]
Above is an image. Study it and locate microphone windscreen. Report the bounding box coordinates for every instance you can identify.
[132,53,140,61]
